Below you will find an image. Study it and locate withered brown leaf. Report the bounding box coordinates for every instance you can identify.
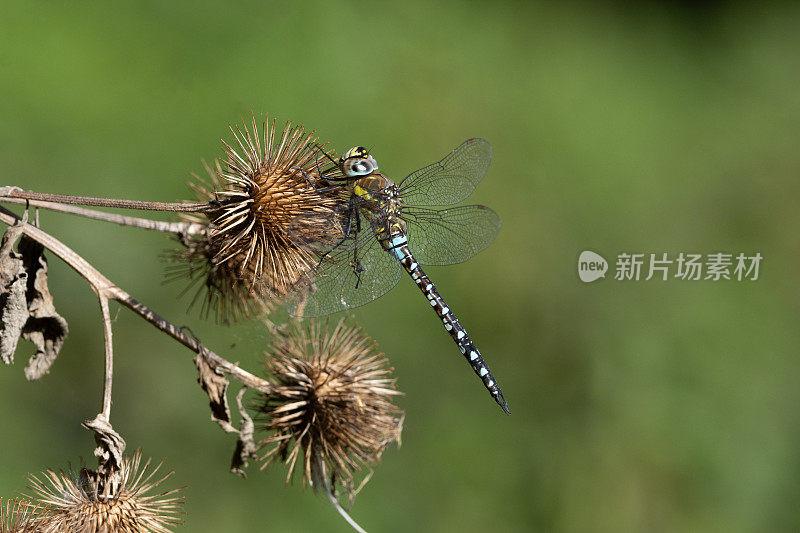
[194,351,236,433]
[230,387,257,477]
[82,414,126,475]
[19,235,69,380]
[0,218,28,364]
[0,215,68,378]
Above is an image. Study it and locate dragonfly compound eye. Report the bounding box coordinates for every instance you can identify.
[342,152,379,177]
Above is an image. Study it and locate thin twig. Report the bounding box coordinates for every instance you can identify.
[0,197,207,234]
[99,295,114,420]
[0,205,272,393]
[1,189,211,213]
[319,456,368,533]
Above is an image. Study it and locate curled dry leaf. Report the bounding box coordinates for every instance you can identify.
[0,217,28,364]
[0,216,68,378]
[19,236,68,380]
[194,351,236,433]
[195,352,259,476]
[230,387,258,477]
[82,414,126,477]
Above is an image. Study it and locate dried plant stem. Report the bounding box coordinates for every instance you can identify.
[1,188,210,213]
[319,456,368,533]
[0,196,206,234]
[0,205,272,393]
[99,295,114,420]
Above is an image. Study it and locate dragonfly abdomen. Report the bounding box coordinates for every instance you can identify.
[381,233,510,413]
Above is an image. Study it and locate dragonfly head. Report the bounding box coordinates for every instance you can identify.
[340,146,379,177]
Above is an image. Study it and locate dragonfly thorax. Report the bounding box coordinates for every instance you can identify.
[353,173,406,237]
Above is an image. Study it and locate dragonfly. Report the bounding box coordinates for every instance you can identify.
[290,139,508,413]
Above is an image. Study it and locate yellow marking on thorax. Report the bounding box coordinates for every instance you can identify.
[353,184,372,200]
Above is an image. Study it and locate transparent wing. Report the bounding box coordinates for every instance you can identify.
[287,229,402,317]
[401,205,501,266]
[397,138,492,207]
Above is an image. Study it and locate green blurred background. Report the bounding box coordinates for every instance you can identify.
[2,1,799,531]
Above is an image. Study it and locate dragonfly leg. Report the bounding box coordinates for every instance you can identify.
[351,257,365,289]
[294,149,352,193]
[315,198,359,271]
[310,142,339,166]
[294,166,341,194]
[303,147,354,192]
[347,210,366,289]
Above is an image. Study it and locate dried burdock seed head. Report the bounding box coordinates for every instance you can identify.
[1,498,42,533]
[167,115,344,323]
[166,167,277,323]
[255,319,403,501]
[27,450,184,533]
